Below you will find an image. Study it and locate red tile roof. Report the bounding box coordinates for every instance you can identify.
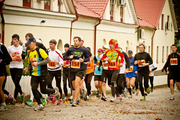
[133,0,166,28]
[72,0,109,18]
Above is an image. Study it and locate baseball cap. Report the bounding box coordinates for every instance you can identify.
[97,48,103,52]
[26,37,36,44]
[128,50,133,54]
[115,43,120,48]
[103,45,109,49]
[80,36,84,42]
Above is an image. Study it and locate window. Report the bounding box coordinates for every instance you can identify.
[162,46,164,63]
[58,0,63,12]
[161,14,164,30]
[139,29,144,39]
[103,39,106,45]
[23,0,31,8]
[157,22,159,30]
[120,6,123,22]
[136,46,139,53]
[167,15,169,22]
[148,46,151,54]
[166,46,169,59]
[156,46,159,63]
[110,3,114,21]
[44,0,50,11]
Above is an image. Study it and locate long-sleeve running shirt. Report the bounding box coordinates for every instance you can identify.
[162,52,180,72]
[101,48,124,70]
[134,52,153,73]
[64,46,90,70]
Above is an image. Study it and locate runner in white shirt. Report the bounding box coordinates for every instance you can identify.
[7,34,25,104]
[47,39,64,105]
[149,63,157,92]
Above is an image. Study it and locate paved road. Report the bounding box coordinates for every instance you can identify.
[0,87,180,120]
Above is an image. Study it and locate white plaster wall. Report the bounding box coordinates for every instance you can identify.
[153,0,175,70]
[5,75,168,96]
[4,0,22,7]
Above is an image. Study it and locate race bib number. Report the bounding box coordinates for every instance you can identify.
[71,60,80,68]
[128,66,133,72]
[138,60,145,67]
[170,58,178,65]
[30,58,37,64]
[87,62,93,69]
[109,60,116,68]
[48,61,56,67]
[12,53,20,61]
[103,62,109,67]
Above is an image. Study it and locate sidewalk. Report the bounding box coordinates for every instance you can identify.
[0,87,180,120]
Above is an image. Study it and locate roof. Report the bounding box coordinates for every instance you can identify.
[133,0,166,28]
[72,0,109,18]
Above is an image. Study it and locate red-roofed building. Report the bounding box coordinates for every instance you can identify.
[0,0,178,70]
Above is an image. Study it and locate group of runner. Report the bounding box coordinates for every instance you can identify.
[0,33,179,111]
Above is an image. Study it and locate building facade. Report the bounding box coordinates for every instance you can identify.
[0,0,178,71]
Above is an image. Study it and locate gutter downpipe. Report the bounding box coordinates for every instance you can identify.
[0,0,5,44]
[94,19,102,56]
[70,15,79,45]
[151,28,157,59]
[135,26,140,33]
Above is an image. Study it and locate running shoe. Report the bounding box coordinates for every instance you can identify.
[101,96,107,101]
[42,95,47,106]
[170,95,174,100]
[34,104,44,111]
[25,100,33,107]
[83,90,87,101]
[63,97,68,102]
[140,96,146,101]
[77,98,80,105]
[72,101,77,107]
[57,99,63,105]
[146,87,150,94]
[120,95,122,102]
[116,95,120,104]
[123,89,127,98]
[133,88,136,94]
[128,94,132,98]
[87,94,91,100]
[70,99,74,104]
[68,96,73,101]
[144,92,147,96]
[97,94,101,98]
[110,96,115,102]
[0,105,8,112]
[151,88,153,92]
[20,93,25,103]
[10,99,16,105]
[135,89,139,96]
[53,87,61,100]
[8,92,14,101]
[52,95,56,103]
[96,90,99,97]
